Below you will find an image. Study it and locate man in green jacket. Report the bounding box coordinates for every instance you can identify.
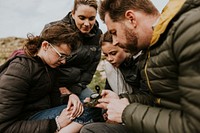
[80,0,200,132]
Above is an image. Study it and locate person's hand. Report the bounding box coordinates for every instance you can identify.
[67,94,84,119]
[57,108,73,128]
[101,90,119,99]
[104,98,130,123]
[95,90,119,109]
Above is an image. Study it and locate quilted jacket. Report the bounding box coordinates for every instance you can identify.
[122,0,200,132]
[0,56,60,133]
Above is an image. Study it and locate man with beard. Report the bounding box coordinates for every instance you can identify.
[80,0,200,133]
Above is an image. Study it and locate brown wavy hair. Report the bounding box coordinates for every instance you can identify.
[24,22,81,56]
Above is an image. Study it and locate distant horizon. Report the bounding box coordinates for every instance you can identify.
[0,0,168,38]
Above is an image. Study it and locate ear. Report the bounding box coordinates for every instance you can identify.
[125,10,137,28]
[71,11,75,19]
[41,41,49,51]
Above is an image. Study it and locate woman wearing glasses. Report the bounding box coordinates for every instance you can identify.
[41,0,103,131]
[0,23,89,133]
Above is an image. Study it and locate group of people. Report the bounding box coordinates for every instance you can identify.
[0,0,200,133]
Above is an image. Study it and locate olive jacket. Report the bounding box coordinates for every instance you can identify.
[122,0,200,132]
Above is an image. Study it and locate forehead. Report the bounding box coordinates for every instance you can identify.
[102,42,121,52]
[74,5,97,16]
[105,13,120,31]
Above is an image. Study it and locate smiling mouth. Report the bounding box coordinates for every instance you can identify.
[82,26,90,30]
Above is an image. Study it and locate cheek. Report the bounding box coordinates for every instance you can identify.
[90,20,96,26]
[115,53,126,64]
[46,55,57,66]
[75,19,82,27]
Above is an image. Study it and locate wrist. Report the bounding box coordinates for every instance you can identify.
[55,116,61,132]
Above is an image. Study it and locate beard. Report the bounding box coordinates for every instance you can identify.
[117,26,139,55]
[125,27,139,54]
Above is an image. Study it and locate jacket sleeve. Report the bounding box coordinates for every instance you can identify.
[119,91,154,105]
[79,47,101,86]
[57,46,101,95]
[71,48,101,95]
[122,9,200,133]
[0,59,56,133]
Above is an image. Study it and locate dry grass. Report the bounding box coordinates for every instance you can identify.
[0,37,25,65]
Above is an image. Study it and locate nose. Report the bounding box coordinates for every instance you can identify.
[84,20,90,26]
[107,55,113,62]
[60,59,66,64]
[112,36,118,46]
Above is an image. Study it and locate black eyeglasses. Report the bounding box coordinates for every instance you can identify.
[48,43,72,61]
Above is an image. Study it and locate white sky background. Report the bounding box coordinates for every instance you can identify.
[0,0,168,38]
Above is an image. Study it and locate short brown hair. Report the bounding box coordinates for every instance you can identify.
[72,0,98,13]
[99,31,112,46]
[99,0,159,22]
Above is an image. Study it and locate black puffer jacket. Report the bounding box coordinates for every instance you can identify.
[122,0,200,133]
[42,12,102,95]
[0,55,61,133]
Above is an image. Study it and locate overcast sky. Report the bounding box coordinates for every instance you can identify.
[0,0,168,38]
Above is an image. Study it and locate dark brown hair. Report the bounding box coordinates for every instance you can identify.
[99,0,159,22]
[24,22,81,56]
[99,31,112,46]
[72,0,98,13]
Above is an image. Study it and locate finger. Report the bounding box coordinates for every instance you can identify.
[101,90,109,96]
[84,97,91,103]
[98,97,111,103]
[70,103,83,119]
[95,103,108,109]
[71,101,79,117]
[77,104,84,117]
[67,100,72,110]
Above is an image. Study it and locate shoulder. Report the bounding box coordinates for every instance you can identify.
[8,55,39,70]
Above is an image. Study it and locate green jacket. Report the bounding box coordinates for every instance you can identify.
[122,0,200,132]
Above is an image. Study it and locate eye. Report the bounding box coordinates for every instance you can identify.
[110,30,117,36]
[110,51,117,56]
[89,16,95,21]
[79,16,86,20]
[103,53,108,57]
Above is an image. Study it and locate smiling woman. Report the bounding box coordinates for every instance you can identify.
[40,0,104,133]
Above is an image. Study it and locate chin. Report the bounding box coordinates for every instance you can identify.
[50,65,57,68]
[81,29,91,34]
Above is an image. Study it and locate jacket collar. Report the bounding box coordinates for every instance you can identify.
[150,0,186,46]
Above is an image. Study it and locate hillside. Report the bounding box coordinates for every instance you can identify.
[0,37,25,65]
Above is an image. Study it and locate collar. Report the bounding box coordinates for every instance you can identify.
[150,0,186,46]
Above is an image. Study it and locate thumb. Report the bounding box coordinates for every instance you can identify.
[98,97,111,103]
[67,101,72,110]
